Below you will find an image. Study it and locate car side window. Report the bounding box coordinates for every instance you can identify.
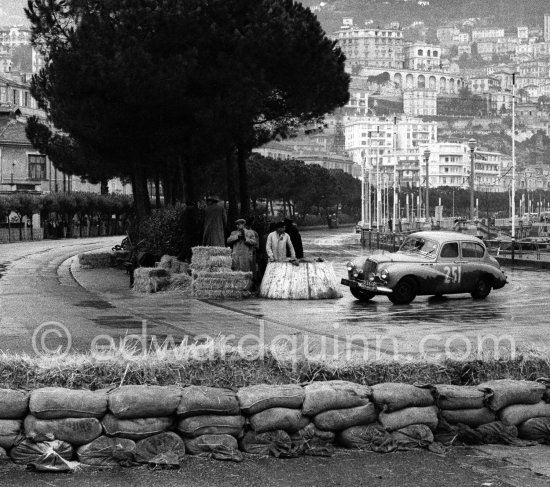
[439,242,459,259]
[461,242,485,258]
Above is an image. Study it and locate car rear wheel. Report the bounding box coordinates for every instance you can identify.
[350,287,375,302]
[388,277,417,305]
[471,277,491,299]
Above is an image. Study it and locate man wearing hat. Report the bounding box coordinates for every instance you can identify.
[202,196,226,247]
[266,221,296,262]
[227,218,257,272]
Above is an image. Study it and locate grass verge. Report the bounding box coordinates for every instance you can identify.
[0,342,548,390]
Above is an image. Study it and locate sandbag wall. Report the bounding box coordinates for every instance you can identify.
[2,379,550,470]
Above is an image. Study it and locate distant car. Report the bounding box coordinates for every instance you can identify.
[341,231,507,304]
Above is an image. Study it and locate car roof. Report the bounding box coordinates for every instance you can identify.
[408,231,484,243]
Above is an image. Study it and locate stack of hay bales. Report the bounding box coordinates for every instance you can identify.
[133,255,192,294]
[78,251,115,269]
[176,386,244,461]
[435,384,496,428]
[191,246,252,299]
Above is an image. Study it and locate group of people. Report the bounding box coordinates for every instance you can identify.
[195,195,303,288]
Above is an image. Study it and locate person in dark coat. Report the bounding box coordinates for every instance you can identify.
[284,218,303,259]
[202,196,226,247]
[178,201,203,262]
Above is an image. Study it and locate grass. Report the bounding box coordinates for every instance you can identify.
[0,341,549,390]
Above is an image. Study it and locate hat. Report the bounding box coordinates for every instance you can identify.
[206,195,220,202]
[235,218,246,225]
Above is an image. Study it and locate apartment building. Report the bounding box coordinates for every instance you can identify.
[333,22,405,69]
[403,90,437,116]
[472,28,505,41]
[403,42,441,71]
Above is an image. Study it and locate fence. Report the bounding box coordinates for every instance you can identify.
[0,222,126,244]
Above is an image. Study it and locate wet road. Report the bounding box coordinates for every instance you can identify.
[0,230,548,359]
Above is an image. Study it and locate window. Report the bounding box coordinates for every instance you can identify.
[461,242,485,258]
[440,243,459,258]
[28,154,46,180]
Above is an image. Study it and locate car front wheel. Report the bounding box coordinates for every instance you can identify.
[471,277,491,299]
[350,287,375,302]
[388,277,417,305]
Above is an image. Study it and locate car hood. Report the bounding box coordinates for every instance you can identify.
[367,252,433,265]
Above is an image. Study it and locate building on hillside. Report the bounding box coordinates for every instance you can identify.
[519,58,550,78]
[472,28,505,41]
[517,26,529,40]
[545,14,550,43]
[403,89,437,116]
[404,42,441,71]
[476,41,495,61]
[458,45,472,56]
[333,21,405,69]
[0,74,46,119]
[468,76,501,94]
[436,26,459,46]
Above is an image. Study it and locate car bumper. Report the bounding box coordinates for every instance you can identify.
[341,278,393,294]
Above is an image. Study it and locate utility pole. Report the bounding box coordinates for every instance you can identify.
[512,72,517,241]
[392,116,398,232]
[424,148,431,227]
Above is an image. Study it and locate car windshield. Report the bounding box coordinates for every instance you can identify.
[399,236,438,256]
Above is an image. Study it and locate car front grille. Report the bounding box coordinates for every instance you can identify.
[362,259,377,275]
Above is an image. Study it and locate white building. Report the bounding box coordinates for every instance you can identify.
[403,89,437,116]
[545,13,550,43]
[472,28,505,41]
[404,42,441,71]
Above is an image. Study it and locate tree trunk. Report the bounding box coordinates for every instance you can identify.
[155,175,161,208]
[176,159,185,203]
[225,149,238,223]
[182,155,198,204]
[237,144,250,218]
[18,217,22,241]
[132,163,151,221]
[100,179,109,195]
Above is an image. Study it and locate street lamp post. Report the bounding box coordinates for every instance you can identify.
[468,138,476,221]
[424,148,431,226]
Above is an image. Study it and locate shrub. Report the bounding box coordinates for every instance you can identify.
[136,204,187,256]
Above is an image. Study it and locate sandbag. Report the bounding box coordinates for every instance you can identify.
[0,389,29,419]
[0,419,22,449]
[10,439,74,471]
[336,423,397,453]
[440,408,496,428]
[24,415,102,446]
[184,434,243,462]
[108,385,181,418]
[290,423,335,457]
[518,417,550,444]
[239,430,293,457]
[302,381,372,416]
[177,386,239,418]
[313,402,378,431]
[176,415,245,438]
[499,401,550,426]
[102,414,173,441]
[237,384,304,415]
[434,385,485,410]
[478,380,546,411]
[250,407,309,434]
[77,436,136,466]
[379,405,439,432]
[391,424,434,450]
[134,432,186,466]
[371,383,434,413]
[0,446,8,463]
[30,387,107,419]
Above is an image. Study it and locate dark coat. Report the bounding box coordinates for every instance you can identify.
[285,222,303,259]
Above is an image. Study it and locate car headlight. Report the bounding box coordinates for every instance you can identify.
[380,269,389,280]
[346,262,354,272]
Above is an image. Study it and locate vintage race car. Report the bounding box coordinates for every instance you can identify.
[341,231,507,305]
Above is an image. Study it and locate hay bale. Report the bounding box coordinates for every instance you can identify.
[159,255,190,275]
[191,246,232,272]
[167,273,193,293]
[132,268,171,293]
[260,262,342,300]
[78,251,115,269]
[192,270,252,300]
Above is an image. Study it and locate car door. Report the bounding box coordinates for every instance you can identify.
[460,241,487,291]
[434,242,464,294]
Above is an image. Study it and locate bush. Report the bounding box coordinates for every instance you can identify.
[136,204,187,256]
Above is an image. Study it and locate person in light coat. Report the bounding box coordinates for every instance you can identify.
[227,218,256,272]
[266,221,296,262]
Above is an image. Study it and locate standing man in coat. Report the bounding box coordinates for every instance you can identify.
[266,221,296,262]
[227,218,256,272]
[284,218,303,259]
[202,196,226,247]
